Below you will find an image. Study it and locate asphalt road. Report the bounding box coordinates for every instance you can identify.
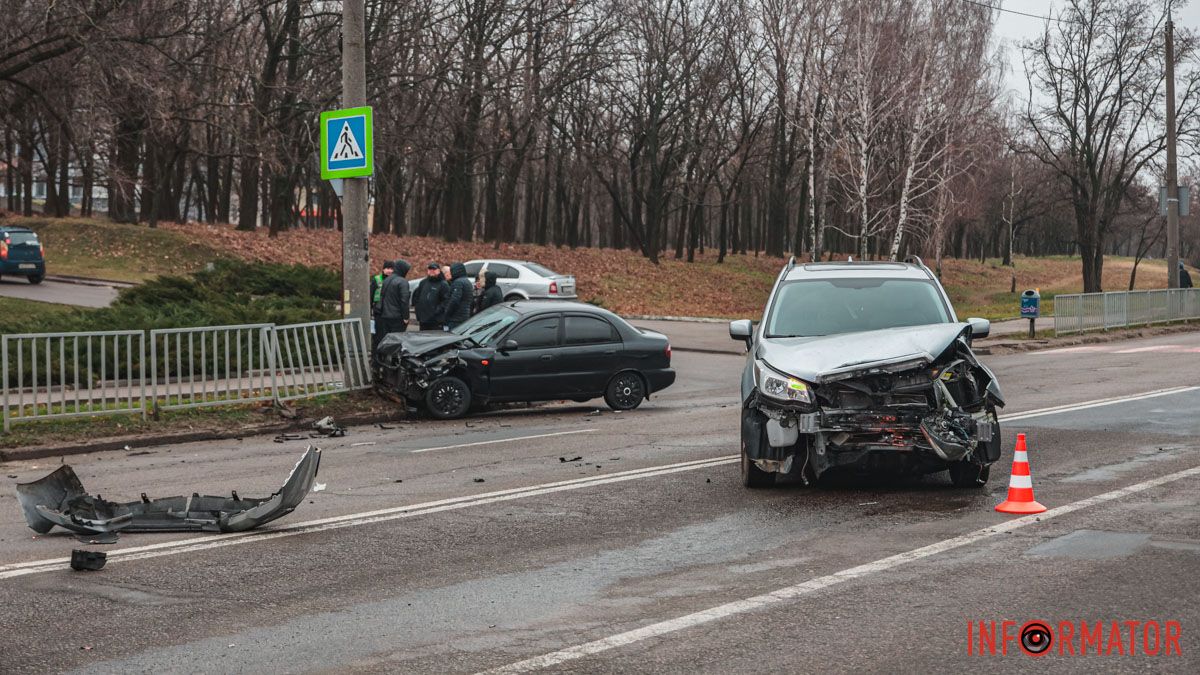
[1,331,1199,672]
[0,277,120,308]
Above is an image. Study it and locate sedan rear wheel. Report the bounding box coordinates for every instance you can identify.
[604,372,645,411]
[425,376,472,419]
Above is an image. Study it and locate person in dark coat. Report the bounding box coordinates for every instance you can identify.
[370,260,394,327]
[1181,262,1194,289]
[440,262,475,330]
[413,261,450,330]
[376,259,411,349]
[476,270,503,313]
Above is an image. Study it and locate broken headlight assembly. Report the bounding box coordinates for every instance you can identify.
[755,360,813,405]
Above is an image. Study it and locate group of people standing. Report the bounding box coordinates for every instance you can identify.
[370,259,505,347]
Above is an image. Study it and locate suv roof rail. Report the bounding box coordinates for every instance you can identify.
[786,255,796,271]
[903,255,935,280]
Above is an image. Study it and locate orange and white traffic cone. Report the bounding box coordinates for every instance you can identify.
[995,433,1047,514]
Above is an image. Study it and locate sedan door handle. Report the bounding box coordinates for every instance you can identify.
[603,350,617,355]
[540,354,554,361]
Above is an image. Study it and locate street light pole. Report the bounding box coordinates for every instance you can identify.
[341,0,370,332]
[1166,9,1180,289]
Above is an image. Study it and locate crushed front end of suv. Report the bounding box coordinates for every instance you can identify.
[730,259,1003,489]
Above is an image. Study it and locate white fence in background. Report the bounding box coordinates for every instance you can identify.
[3,319,371,430]
[1055,289,1200,335]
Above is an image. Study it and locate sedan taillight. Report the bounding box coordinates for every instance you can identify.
[665,343,671,361]
[549,281,558,294]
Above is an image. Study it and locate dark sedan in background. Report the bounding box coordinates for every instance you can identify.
[375,301,675,419]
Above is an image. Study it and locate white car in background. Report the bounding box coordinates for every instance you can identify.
[409,260,577,301]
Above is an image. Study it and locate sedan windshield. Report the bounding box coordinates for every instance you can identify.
[765,278,951,338]
[451,306,519,345]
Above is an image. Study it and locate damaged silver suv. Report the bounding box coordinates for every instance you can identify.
[729,258,1003,489]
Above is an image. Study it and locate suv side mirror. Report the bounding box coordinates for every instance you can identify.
[501,339,519,352]
[729,319,753,349]
[966,318,990,340]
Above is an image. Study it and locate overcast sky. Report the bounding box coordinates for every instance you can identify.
[992,0,1200,102]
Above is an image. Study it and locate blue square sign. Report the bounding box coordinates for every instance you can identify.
[320,106,374,179]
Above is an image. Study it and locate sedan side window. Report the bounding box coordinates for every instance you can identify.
[507,316,560,349]
[464,262,484,278]
[492,263,518,279]
[564,316,618,345]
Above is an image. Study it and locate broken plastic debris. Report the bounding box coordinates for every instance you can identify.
[312,482,327,493]
[16,447,321,536]
[312,416,345,437]
[70,550,107,571]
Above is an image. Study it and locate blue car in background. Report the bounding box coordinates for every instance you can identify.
[0,226,45,284]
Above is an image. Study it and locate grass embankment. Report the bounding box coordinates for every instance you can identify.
[14,216,225,282]
[2,214,1190,322]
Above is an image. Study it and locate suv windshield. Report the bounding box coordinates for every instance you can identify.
[765,278,951,338]
[451,306,519,345]
[523,262,558,278]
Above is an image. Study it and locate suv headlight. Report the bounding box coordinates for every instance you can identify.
[755,360,813,404]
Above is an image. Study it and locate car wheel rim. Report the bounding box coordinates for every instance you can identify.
[613,376,642,408]
[432,384,463,414]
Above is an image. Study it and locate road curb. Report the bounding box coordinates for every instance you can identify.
[0,409,406,463]
[43,274,135,289]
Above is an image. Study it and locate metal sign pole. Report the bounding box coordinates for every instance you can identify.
[341,0,370,335]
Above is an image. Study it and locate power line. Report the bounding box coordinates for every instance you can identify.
[959,0,1065,24]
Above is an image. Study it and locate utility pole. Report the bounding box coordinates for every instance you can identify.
[1166,7,1180,288]
[341,1,370,332]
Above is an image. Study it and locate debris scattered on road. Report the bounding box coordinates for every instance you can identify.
[312,416,346,437]
[312,482,327,493]
[15,447,322,536]
[393,479,403,483]
[126,451,153,457]
[274,433,305,443]
[706,478,711,483]
[70,550,107,571]
[75,532,119,545]
[473,478,486,483]
[377,423,395,430]
[559,456,583,463]
[350,441,376,447]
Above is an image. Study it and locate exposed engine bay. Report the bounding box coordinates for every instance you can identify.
[374,332,484,404]
[744,325,1003,479]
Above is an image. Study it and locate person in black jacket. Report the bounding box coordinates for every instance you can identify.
[476,270,503,313]
[440,262,474,330]
[413,261,449,330]
[376,259,411,349]
[1181,262,1194,289]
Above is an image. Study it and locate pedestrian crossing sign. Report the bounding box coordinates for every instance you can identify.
[320,106,374,179]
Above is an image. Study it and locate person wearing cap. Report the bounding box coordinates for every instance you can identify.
[375,259,411,350]
[413,261,450,330]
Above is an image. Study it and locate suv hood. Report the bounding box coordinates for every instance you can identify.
[757,323,970,383]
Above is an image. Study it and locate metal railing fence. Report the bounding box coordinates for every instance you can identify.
[2,330,146,430]
[150,323,276,411]
[1055,289,1200,335]
[3,319,372,430]
[273,319,371,401]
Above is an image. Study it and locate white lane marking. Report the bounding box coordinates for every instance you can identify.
[481,463,1200,673]
[0,455,736,580]
[410,428,598,454]
[1113,345,1180,354]
[3,385,1195,580]
[998,386,1200,423]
